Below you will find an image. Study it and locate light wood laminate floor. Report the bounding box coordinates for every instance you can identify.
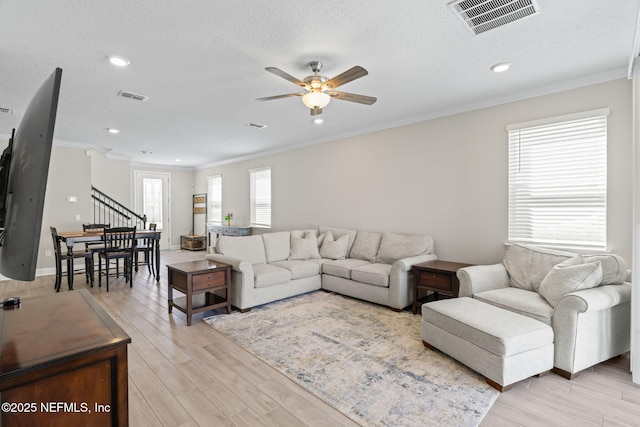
[2,250,638,426]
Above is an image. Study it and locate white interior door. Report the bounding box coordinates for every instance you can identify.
[134,171,170,250]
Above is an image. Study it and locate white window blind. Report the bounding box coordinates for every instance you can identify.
[507,109,608,251]
[207,175,222,224]
[250,167,271,227]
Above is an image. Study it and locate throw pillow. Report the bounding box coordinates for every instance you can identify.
[376,232,433,264]
[317,231,329,247]
[319,232,350,260]
[349,231,383,263]
[538,258,603,308]
[288,234,320,260]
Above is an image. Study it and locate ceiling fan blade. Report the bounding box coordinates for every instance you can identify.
[310,108,323,116]
[265,67,308,88]
[255,93,304,101]
[328,91,377,105]
[322,66,368,89]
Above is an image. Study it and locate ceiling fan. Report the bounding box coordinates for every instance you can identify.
[256,61,377,116]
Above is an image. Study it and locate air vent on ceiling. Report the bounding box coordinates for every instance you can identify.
[449,0,540,35]
[0,107,15,115]
[247,122,267,129]
[117,90,149,102]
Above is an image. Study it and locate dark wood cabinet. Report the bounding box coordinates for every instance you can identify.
[0,289,131,426]
[412,260,473,314]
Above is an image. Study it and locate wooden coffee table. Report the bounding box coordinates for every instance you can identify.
[167,259,232,325]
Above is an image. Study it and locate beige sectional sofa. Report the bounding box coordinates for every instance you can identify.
[205,226,437,311]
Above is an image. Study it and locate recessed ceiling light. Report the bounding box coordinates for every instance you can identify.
[107,128,120,134]
[108,55,130,67]
[490,62,511,73]
[175,159,181,162]
[313,118,324,125]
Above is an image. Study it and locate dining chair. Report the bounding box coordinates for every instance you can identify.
[134,223,156,274]
[82,223,110,259]
[50,226,94,292]
[98,226,136,292]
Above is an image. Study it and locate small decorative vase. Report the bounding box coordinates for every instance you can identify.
[227,220,231,226]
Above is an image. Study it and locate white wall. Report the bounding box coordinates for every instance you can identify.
[194,78,633,265]
[90,150,131,205]
[40,145,93,270]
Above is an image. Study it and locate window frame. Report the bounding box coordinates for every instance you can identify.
[207,174,222,225]
[250,166,271,228]
[506,108,609,252]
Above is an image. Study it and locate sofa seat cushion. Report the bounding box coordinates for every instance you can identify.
[217,235,266,265]
[253,264,291,288]
[350,263,392,287]
[271,260,320,280]
[473,288,554,325]
[322,259,370,279]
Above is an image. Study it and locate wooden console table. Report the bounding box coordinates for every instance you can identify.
[207,224,251,245]
[167,259,232,325]
[0,289,131,426]
[412,260,473,314]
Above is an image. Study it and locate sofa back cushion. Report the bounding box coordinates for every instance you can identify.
[582,254,627,285]
[349,231,383,262]
[376,232,434,264]
[216,235,266,265]
[262,232,291,263]
[503,243,575,292]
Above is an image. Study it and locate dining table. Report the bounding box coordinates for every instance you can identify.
[58,229,162,290]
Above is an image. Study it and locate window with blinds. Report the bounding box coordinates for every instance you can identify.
[207,175,222,224]
[507,109,608,251]
[250,167,271,227]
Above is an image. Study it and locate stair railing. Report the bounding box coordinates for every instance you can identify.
[91,186,147,229]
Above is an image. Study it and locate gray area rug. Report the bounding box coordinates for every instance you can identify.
[204,291,499,426]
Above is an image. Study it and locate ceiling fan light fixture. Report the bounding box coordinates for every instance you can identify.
[302,92,330,109]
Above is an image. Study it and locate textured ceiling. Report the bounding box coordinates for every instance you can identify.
[0,0,638,168]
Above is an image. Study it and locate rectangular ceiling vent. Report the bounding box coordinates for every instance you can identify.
[117,90,149,102]
[0,107,15,115]
[449,0,540,35]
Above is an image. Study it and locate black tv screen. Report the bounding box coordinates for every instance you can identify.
[0,68,62,281]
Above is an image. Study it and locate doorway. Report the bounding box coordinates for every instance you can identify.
[134,171,170,250]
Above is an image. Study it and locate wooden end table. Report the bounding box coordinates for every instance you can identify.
[167,259,232,325]
[412,260,473,314]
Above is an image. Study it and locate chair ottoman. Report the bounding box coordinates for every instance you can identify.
[421,297,554,391]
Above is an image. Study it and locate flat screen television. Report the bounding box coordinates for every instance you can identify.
[0,68,62,281]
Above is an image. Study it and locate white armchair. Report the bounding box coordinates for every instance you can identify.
[457,244,631,379]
